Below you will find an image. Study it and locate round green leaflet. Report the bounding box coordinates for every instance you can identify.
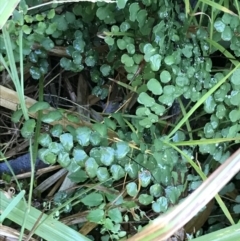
[160,70,171,83]
[85,157,99,178]
[58,152,71,168]
[231,69,240,85]
[126,182,138,197]
[115,141,130,160]
[41,110,62,123]
[28,101,50,113]
[100,147,115,166]
[147,78,163,95]
[137,92,155,107]
[214,19,226,32]
[152,196,168,213]
[73,148,88,167]
[139,194,153,205]
[38,133,52,147]
[21,119,36,139]
[60,133,73,152]
[96,167,110,182]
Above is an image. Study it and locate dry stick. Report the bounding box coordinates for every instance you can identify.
[127,148,240,241]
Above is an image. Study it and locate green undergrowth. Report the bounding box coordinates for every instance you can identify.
[1,0,240,240]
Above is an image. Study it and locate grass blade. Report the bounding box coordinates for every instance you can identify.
[0,0,20,29]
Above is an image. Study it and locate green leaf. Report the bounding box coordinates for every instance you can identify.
[50,124,63,137]
[85,55,96,67]
[108,208,123,223]
[100,147,115,166]
[56,15,68,31]
[45,22,57,35]
[11,109,23,123]
[143,43,157,61]
[175,76,189,87]
[76,127,92,146]
[104,36,114,46]
[100,64,111,76]
[120,22,130,32]
[87,209,104,223]
[151,103,165,115]
[165,186,182,204]
[73,39,85,52]
[81,193,103,207]
[58,152,71,168]
[38,148,57,165]
[150,184,162,197]
[68,169,88,183]
[126,43,135,55]
[48,142,63,155]
[172,131,186,142]
[90,131,101,146]
[233,204,240,214]
[115,142,130,160]
[152,197,168,213]
[231,69,240,85]
[230,91,240,106]
[60,58,72,70]
[221,25,232,41]
[121,54,134,67]
[117,39,127,50]
[229,109,240,122]
[204,96,216,114]
[216,104,227,119]
[97,167,110,182]
[65,11,76,24]
[129,3,140,22]
[41,111,62,123]
[139,171,151,187]
[126,182,138,197]
[60,133,73,152]
[103,117,116,130]
[47,9,55,19]
[38,133,52,147]
[42,38,54,51]
[30,66,41,79]
[147,78,162,95]
[137,92,155,107]
[137,9,147,28]
[149,54,161,71]
[139,194,153,205]
[103,218,114,231]
[214,19,226,32]
[125,163,138,179]
[72,51,82,65]
[160,70,171,83]
[29,101,50,113]
[85,157,99,178]
[136,107,151,116]
[66,113,80,123]
[164,55,175,65]
[117,0,128,9]
[73,148,88,167]
[22,25,31,34]
[139,118,152,128]
[21,119,36,139]
[181,44,193,58]
[110,164,125,180]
